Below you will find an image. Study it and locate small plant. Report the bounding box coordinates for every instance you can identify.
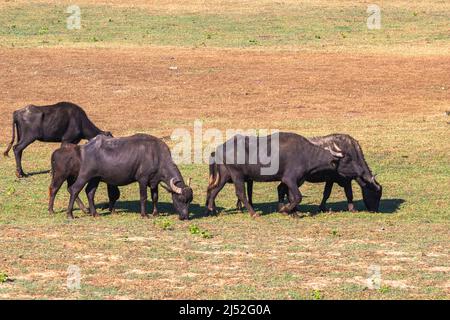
[154,218,174,231]
[379,285,391,294]
[314,34,321,39]
[38,26,49,35]
[6,186,15,196]
[0,272,9,283]
[331,228,340,237]
[248,39,258,45]
[189,224,212,239]
[311,289,322,300]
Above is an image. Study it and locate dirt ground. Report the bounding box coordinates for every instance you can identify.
[0,47,448,140]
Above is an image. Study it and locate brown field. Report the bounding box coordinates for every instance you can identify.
[0,47,448,139]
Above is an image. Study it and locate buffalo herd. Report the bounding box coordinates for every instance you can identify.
[3,102,382,220]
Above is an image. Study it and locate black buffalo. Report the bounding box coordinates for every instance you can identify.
[208,133,382,214]
[66,134,193,220]
[3,102,112,178]
[48,143,120,215]
[206,132,343,217]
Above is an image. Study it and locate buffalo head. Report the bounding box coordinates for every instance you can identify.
[167,178,193,220]
[361,176,382,212]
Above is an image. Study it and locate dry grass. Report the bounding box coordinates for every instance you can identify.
[1,0,448,12]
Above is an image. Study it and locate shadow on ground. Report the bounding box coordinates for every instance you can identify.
[211,198,405,217]
[91,198,405,220]
[97,200,205,220]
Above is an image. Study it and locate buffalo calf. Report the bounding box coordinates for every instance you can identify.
[49,144,120,215]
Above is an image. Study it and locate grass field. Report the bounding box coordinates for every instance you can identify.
[0,1,449,299]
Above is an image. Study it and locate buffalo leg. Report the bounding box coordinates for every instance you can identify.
[85,178,101,217]
[233,179,258,217]
[67,178,89,219]
[319,181,334,212]
[150,186,158,216]
[236,181,252,211]
[277,183,289,212]
[138,181,149,218]
[343,181,355,212]
[66,177,89,214]
[206,178,228,215]
[48,175,66,214]
[247,181,254,207]
[13,137,35,178]
[279,178,302,214]
[107,185,120,214]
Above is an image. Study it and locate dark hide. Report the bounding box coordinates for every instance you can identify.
[66,134,193,220]
[206,132,343,217]
[3,102,112,178]
[48,144,120,215]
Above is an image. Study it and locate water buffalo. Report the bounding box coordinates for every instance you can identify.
[3,102,112,178]
[208,134,382,214]
[66,134,193,220]
[48,143,120,215]
[277,134,382,212]
[206,132,343,217]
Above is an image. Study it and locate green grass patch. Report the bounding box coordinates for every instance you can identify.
[0,3,448,51]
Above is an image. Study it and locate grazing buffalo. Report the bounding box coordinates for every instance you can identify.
[48,143,120,215]
[66,134,193,220]
[209,134,382,214]
[277,134,382,212]
[3,102,112,178]
[206,132,343,217]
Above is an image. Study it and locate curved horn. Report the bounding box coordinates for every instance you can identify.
[170,178,182,194]
[187,178,192,187]
[333,143,342,152]
[325,147,343,158]
[207,170,220,191]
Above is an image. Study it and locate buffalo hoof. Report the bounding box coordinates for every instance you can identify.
[152,211,158,217]
[92,212,99,218]
[347,204,356,212]
[279,205,292,214]
[49,210,55,215]
[67,214,75,220]
[250,212,260,218]
[277,203,285,213]
[290,212,300,218]
[16,171,26,179]
[141,214,150,219]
